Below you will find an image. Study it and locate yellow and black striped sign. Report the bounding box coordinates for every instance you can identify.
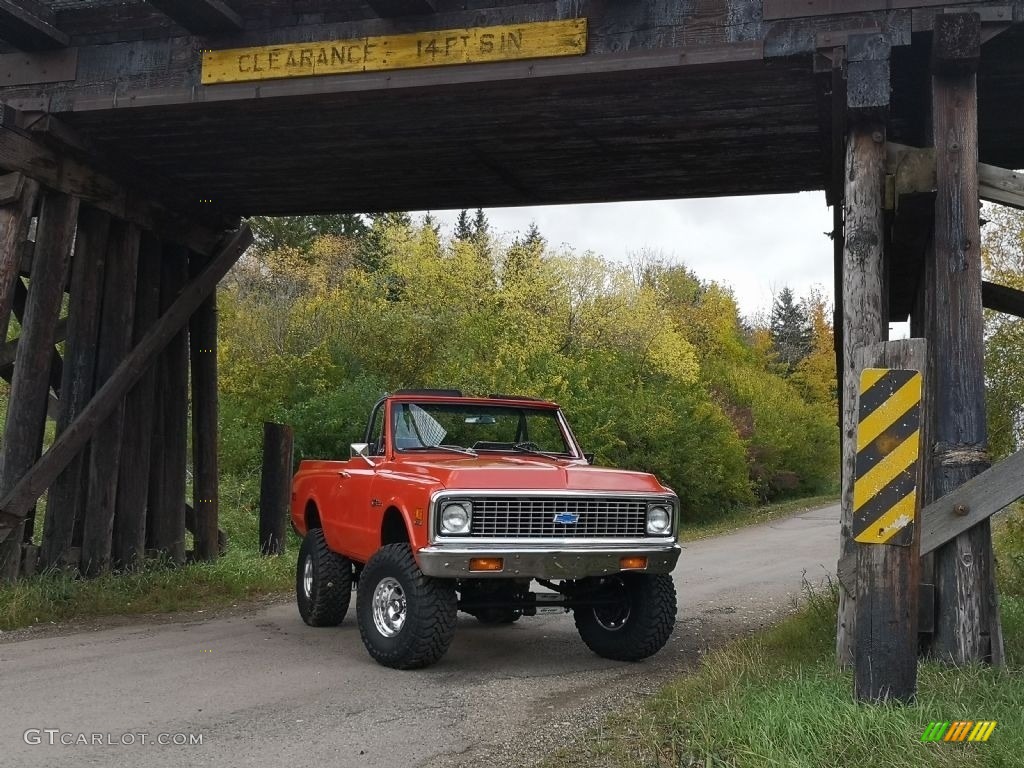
[853,368,922,545]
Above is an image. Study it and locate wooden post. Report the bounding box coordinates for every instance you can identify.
[260,422,294,556]
[0,227,253,543]
[0,192,78,580]
[150,244,189,564]
[836,32,890,668]
[0,175,39,344]
[190,252,220,561]
[41,206,110,568]
[80,222,140,576]
[113,234,162,568]
[853,340,924,703]
[929,13,1003,666]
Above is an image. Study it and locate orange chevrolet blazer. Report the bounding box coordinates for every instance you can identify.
[291,390,680,669]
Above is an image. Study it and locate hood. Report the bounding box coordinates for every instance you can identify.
[385,455,669,494]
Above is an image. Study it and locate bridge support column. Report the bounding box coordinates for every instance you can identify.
[927,13,1003,666]
[836,33,890,669]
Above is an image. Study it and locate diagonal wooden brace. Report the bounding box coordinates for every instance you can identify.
[0,225,253,542]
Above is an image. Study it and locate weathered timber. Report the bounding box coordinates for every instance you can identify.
[978,163,1024,211]
[0,227,254,542]
[0,192,78,580]
[921,448,1024,556]
[146,0,242,34]
[885,142,1024,210]
[260,423,294,556]
[0,0,68,51]
[853,339,924,703]
[189,253,219,561]
[836,39,890,666]
[0,176,39,348]
[0,123,224,255]
[929,13,1002,667]
[0,318,68,371]
[149,245,190,564]
[113,235,162,568]
[366,0,437,16]
[184,503,228,556]
[763,0,991,20]
[80,222,141,577]
[40,207,111,568]
[982,281,1024,317]
[0,171,25,205]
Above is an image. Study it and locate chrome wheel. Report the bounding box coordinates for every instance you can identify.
[371,576,407,638]
[593,580,630,630]
[302,556,314,599]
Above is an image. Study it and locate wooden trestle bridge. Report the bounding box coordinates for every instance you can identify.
[1,0,1023,701]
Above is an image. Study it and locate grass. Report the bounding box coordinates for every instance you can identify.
[546,504,1024,768]
[0,547,294,632]
[0,472,296,632]
[547,591,1023,768]
[679,493,839,543]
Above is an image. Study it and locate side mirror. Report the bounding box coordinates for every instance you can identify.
[350,443,375,466]
[584,453,595,465]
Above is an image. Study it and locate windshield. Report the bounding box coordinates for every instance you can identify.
[390,402,575,457]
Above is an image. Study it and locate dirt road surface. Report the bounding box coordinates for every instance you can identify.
[0,503,838,768]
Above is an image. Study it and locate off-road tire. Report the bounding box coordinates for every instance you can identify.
[356,544,457,669]
[296,528,353,627]
[573,573,676,661]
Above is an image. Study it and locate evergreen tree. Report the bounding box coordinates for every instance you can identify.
[471,208,491,260]
[769,287,812,374]
[454,210,473,240]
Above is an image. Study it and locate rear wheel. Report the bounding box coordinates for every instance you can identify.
[573,573,677,661]
[296,528,353,627]
[356,544,457,669]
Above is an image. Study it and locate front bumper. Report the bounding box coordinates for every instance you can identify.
[415,543,681,580]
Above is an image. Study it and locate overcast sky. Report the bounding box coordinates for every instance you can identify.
[416,191,835,321]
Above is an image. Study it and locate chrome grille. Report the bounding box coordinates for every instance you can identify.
[464,496,649,538]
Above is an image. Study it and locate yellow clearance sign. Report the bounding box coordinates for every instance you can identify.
[201,18,588,85]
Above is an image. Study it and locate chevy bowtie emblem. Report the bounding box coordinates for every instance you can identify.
[553,512,579,525]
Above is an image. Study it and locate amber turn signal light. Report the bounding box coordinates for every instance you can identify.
[469,557,504,572]
[619,556,648,570]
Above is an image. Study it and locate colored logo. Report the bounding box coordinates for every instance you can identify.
[921,721,997,742]
[553,513,580,525]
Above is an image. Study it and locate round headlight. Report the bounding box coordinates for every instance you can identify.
[440,502,472,534]
[646,505,671,535]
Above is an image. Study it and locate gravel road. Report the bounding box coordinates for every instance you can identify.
[0,502,838,768]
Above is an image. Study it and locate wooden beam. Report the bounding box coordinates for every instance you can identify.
[190,253,220,561]
[982,281,1024,317]
[0,226,254,543]
[929,12,1002,667]
[0,192,78,580]
[0,172,25,205]
[979,164,1024,211]
[41,207,111,569]
[0,317,68,370]
[763,0,990,20]
[146,0,242,35]
[0,176,39,348]
[0,0,68,51]
[0,122,224,255]
[80,222,140,577]
[149,245,189,564]
[366,0,437,17]
[836,32,890,670]
[886,143,1024,211]
[921,448,1024,557]
[260,423,294,556]
[853,339,924,704]
[113,235,162,569]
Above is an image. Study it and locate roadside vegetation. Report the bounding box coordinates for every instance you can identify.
[219,211,841,524]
